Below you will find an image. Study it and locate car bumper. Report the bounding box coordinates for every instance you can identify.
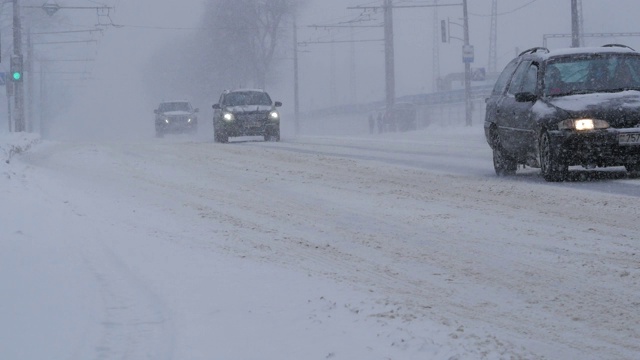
[157,120,197,132]
[216,121,279,137]
[550,128,640,166]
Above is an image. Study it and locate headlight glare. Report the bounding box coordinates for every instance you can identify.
[223,112,234,122]
[164,118,170,124]
[269,111,279,120]
[558,118,609,131]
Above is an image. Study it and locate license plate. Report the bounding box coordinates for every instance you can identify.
[619,132,640,145]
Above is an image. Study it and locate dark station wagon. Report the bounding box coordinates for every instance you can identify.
[484,44,640,181]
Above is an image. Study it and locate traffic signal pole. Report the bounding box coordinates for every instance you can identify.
[13,0,25,132]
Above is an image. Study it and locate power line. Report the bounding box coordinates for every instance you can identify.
[468,0,538,17]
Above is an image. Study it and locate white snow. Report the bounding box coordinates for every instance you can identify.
[1,124,639,360]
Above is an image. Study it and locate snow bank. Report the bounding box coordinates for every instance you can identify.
[0,132,41,164]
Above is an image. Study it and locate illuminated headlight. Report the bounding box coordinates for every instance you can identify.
[164,118,170,124]
[269,111,279,120]
[223,112,235,122]
[187,118,192,123]
[558,118,609,131]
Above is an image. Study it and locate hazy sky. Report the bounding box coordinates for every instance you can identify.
[294,0,640,110]
[13,0,640,138]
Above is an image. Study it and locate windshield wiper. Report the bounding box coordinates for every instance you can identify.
[601,87,640,93]
[562,89,597,96]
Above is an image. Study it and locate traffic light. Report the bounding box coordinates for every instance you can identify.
[10,55,23,82]
[441,20,447,43]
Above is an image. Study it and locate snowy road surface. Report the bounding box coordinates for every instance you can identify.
[1,126,639,359]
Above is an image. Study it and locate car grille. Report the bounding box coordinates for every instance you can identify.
[168,115,191,123]
[236,112,267,127]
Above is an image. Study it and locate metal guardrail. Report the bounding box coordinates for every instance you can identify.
[306,84,494,119]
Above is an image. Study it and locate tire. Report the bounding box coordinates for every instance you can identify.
[539,131,567,182]
[214,128,228,143]
[215,132,228,143]
[491,129,517,176]
[264,129,280,142]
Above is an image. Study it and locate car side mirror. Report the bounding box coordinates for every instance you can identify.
[515,92,537,103]
[194,108,199,113]
[154,109,159,114]
[274,101,282,107]
[212,104,221,110]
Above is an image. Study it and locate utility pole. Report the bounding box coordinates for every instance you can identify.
[384,0,395,117]
[13,0,25,132]
[27,29,33,132]
[349,25,357,104]
[488,0,498,73]
[432,0,440,92]
[463,0,472,126]
[293,15,300,136]
[571,0,580,48]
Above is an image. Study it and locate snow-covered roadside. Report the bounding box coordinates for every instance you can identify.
[0,132,41,164]
[1,133,525,360]
[2,128,639,359]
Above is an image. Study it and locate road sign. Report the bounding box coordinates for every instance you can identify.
[42,3,61,16]
[463,44,474,63]
[0,72,5,86]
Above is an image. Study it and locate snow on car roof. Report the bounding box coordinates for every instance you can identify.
[542,46,637,59]
[227,88,267,93]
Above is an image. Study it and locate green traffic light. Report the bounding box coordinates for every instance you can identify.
[12,72,21,80]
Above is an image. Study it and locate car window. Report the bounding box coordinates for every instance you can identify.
[159,102,190,112]
[492,58,519,95]
[521,63,539,94]
[224,91,272,106]
[544,53,640,96]
[507,60,532,95]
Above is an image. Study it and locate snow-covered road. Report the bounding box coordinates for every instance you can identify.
[2,126,639,359]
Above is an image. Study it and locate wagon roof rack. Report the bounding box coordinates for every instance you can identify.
[518,47,550,57]
[602,43,636,51]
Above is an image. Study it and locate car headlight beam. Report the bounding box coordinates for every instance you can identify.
[558,118,609,131]
[269,111,279,120]
[223,112,235,122]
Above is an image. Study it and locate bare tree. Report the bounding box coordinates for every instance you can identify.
[144,0,304,109]
[209,0,295,89]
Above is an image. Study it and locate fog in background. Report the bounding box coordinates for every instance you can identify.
[6,0,640,140]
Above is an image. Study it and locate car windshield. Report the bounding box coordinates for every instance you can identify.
[159,102,191,112]
[225,91,272,106]
[544,53,640,96]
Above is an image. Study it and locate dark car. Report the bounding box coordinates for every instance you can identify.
[212,89,282,143]
[154,101,199,137]
[484,44,640,181]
